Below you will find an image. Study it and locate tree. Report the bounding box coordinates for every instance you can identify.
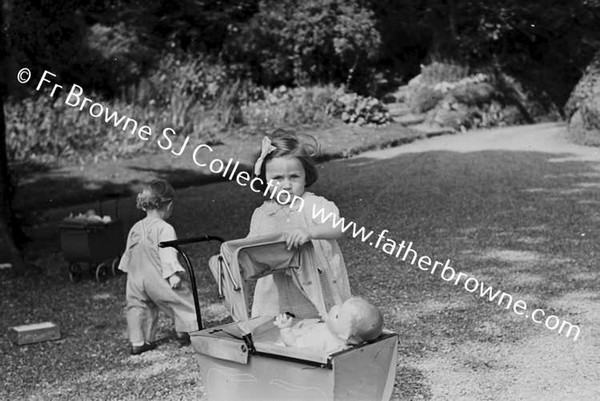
[0,1,24,270]
[225,0,381,91]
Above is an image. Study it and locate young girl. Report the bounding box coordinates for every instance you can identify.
[248,129,352,319]
[118,180,197,355]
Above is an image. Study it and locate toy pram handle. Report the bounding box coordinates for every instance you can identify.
[160,235,225,247]
[159,235,225,331]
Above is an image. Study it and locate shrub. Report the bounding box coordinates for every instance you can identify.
[147,54,229,132]
[241,85,337,129]
[4,89,219,166]
[225,0,381,89]
[83,23,156,95]
[420,61,470,85]
[5,94,146,165]
[327,90,391,126]
[410,87,445,113]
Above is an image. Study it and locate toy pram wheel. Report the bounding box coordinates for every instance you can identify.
[95,262,109,282]
[69,263,82,283]
[111,256,121,276]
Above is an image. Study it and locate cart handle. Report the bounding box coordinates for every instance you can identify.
[158,234,224,331]
[159,234,225,247]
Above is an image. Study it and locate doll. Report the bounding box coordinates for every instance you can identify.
[273,297,384,354]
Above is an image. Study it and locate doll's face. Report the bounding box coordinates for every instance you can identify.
[325,304,352,340]
[265,156,306,202]
[325,299,383,344]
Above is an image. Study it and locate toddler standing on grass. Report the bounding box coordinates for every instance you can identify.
[248,129,352,319]
[118,180,196,355]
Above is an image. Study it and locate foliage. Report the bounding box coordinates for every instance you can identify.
[224,0,381,90]
[410,87,445,114]
[112,0,258,54]
[327,91,391,126]
[368,0,600,108]
[5,83,341,165]
[4,89,225,166]
[147,53,232,133]
[241,85,337,130]
[80,23,156,96]
[565,50,600,145]
[5,0,89,87]
[399,64,560,131]
[5,94,147,164]
[5,0,600,168]
[420,61,471,85]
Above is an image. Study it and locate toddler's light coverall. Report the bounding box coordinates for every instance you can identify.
[118,217,197,344]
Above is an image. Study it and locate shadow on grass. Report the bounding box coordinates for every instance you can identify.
[14,161,254,213]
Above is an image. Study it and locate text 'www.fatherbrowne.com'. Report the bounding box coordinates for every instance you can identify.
[311,204,581,341]
[19,67,581,341]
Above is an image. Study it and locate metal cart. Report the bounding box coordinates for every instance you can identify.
[59,196,125,282]
[160,233,398,401]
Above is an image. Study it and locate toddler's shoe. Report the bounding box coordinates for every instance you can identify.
[175,332,191,347]
[130,342,156,355]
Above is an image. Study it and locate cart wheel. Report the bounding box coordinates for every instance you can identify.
[69,263,82,283]
[96,262,109,282]
[111,256,121,276]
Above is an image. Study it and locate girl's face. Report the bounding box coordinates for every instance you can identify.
[265,156,306,202]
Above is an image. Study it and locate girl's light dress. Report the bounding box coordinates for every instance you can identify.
[118,217,197,344]
[248,192,351,318]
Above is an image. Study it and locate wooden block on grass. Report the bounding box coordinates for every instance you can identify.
[9,322,61,345]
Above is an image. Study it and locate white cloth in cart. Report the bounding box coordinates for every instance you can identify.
[118,217,198,344]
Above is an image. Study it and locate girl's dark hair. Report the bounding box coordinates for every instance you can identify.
[136,180,175,210]
[254,129,319,190]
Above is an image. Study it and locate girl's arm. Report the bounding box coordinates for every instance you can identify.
[307,222,343,240]
[285,197,343,248]
[285,224,341,250]
[308,195,344,240]
[157,223,185,279]
[117,228,136,273]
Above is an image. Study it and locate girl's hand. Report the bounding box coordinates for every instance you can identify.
[168,274,182,289]
[284,228,311,250]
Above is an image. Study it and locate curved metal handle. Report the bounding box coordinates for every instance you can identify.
[159,234,224,248]
[158,234,224,331]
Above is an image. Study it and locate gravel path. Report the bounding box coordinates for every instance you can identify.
[2,122,600,400]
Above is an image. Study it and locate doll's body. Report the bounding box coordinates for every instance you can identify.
[274,297,383,355]
[276,318,349,354]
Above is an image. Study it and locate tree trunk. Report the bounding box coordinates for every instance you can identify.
[0,1,25,270]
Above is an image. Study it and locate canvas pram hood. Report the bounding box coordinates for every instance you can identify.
[208,233,327,322]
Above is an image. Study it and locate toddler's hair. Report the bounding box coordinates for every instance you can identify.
[255,129,319,188]
[136,180,175,211]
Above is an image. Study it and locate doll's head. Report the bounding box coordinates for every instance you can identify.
[325,297,384,345]
[136,180,175,217]
[253,129,319,199]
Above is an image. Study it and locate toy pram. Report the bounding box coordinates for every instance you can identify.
[59,219,123,282]
[160,233,398,401]
[59,196,125,282]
